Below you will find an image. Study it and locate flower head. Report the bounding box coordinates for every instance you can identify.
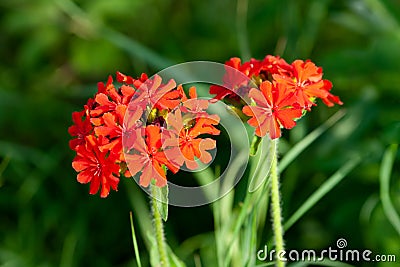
[243,81,302,139]
[68,111,92,150]
[69,72,221,196]
[212,56,343,139]
[72,135,120,198]
[272,59,343,110]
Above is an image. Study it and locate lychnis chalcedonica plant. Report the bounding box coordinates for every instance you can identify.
[69,55,343,267]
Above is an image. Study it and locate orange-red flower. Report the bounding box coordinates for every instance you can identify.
[209,57,253,103]
[209,56,293,103]
[136,75,183,110]
[117,71,149,89]
[94,106,143,160]
[243,81,302,139]
[72,135,120,198]
[273,60,343,109]
[165,109,220,169]
[68,111,92,150]
[125,125,180,187]
[259,55,292,76]
[180,86,209,116]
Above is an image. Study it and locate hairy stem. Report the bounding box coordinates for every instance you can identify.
[151,184,170,267]
[270,139,285,267]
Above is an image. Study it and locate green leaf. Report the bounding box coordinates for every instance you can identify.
[279,109,346,172]
[250,135,262,156]
[166,245,187,267]
[379,144,400,235]
[148,231,161,267]
[248,137,276,193]
[283,156,361,231]
[130,212,142,267]
[153,183,169,222]
[148,232,187,267]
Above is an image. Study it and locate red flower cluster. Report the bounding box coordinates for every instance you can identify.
[69,56,342,197]
[210,56,342,139]
[69,72,220,197]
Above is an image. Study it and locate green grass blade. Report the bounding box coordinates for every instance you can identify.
[193,165,224,267]
[193,165,217,205]
[214,203,225,267]
[219,151,249,267]
[55,0,172,69]
[359,194,379,226]
[130,212,143,267]
[101,27,173,69]
[59,230,79,267]
[176,232,214,261]
[166,245,187,267]
[242,211,258,267]
[124,179,153,251]
[279,110,346,172]
[224,175,271,267]
[379,144,400,235]
[254,183,270,248]
[284,156,361,231]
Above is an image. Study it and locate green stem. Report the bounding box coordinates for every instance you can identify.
[270,139,285,267]
[151,184,170,267]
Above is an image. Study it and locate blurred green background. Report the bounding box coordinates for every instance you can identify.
[1,0,400,266]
